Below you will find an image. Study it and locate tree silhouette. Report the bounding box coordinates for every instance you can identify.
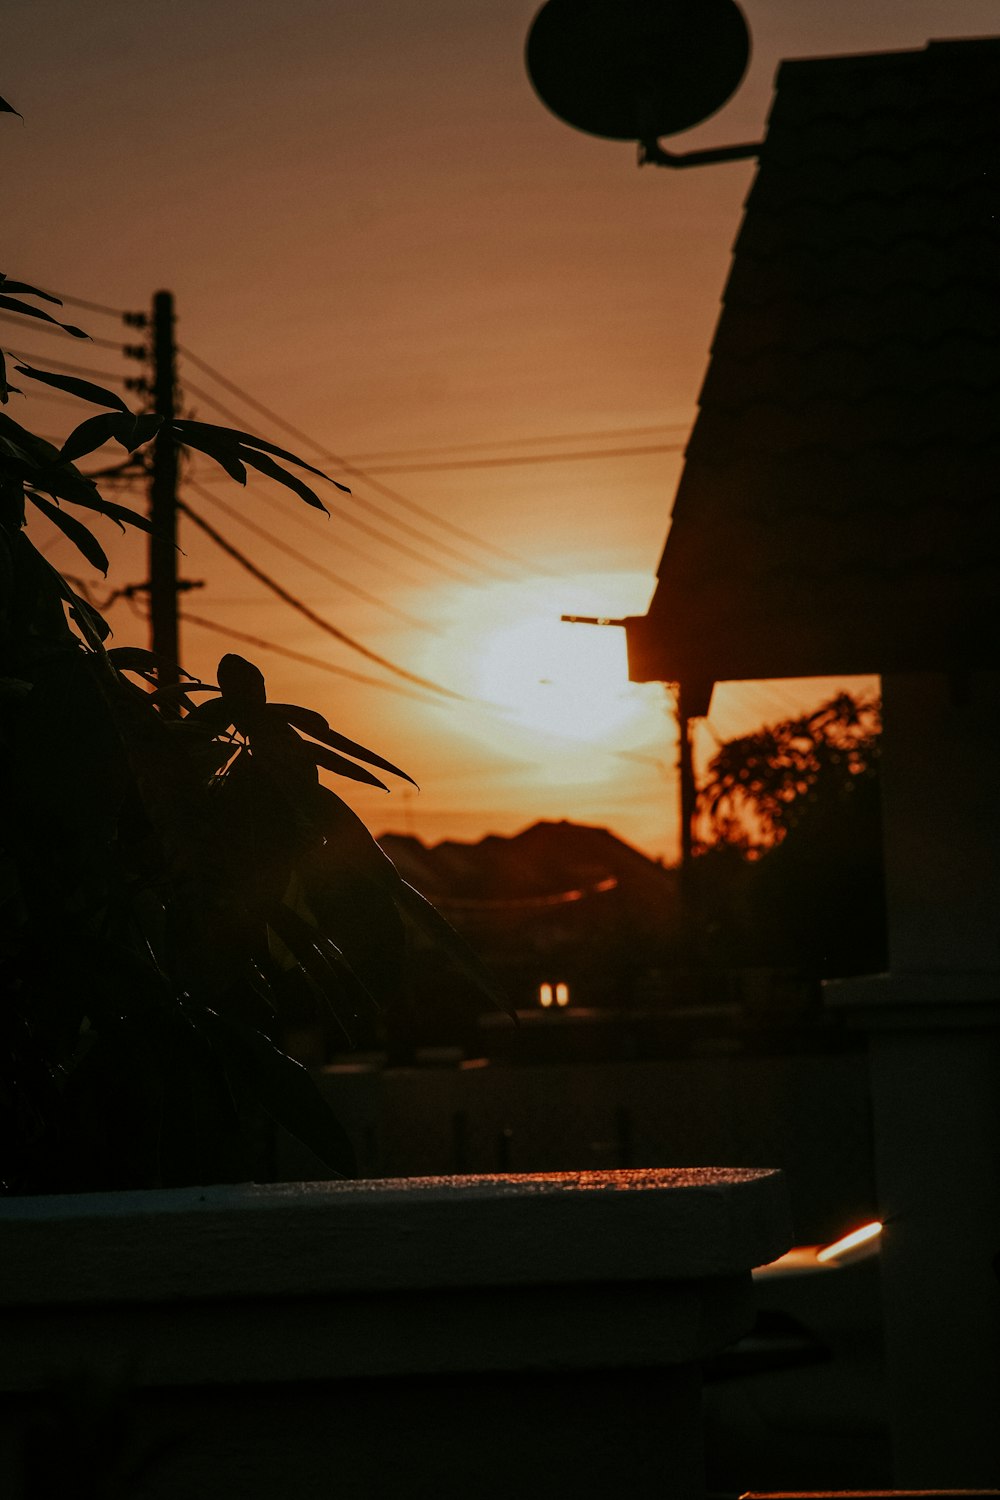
[694,694,886,979]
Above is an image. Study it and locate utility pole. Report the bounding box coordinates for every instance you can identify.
[676,682,696,873]
[149,290,179,688]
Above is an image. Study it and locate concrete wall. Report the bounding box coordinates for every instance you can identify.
[280,1052,876,1245]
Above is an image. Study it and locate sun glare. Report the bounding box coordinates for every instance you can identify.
[477,613,637,742]
[415,572,663,769]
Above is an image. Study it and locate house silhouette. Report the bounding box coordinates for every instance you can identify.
[622,36,1000,1490]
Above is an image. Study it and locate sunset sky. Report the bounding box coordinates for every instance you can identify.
[5,0,996,861]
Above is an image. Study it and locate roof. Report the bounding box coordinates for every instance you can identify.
[379,819,675,903]
[625,37,1000,713]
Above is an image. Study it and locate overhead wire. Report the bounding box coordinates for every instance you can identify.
[177,341,536,576]
[183,464,427,589]
[3,347,131,384]
[176,496,468,702]
[190,467,477,585]
[184,476,440,635]
[178,366,505,583]
[179,612,443,706]
[359,442,686,475]
[344,423,692,462]
[38,291,129,319]
[179,372,491,582]
[0,313,127,352]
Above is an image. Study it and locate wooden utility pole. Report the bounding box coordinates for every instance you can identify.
[676,682,696,872]
[149,289,179,687]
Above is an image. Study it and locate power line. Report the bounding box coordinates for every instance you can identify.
[3,348,128,383]
[180,371,489,583]
[344,423,692,463]
[360,442,686,475]
[179,612,443,705]
[177,497,468,702]
[0,313,126,351]
[38,289,129,319]
[190,468,477,585]
[184,463,427,590]
[185,477,440,635]
[177,342,535,576]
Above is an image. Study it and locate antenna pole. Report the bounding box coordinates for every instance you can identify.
[149,290,179,687]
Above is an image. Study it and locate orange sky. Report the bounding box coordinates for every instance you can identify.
[4,1,995,860]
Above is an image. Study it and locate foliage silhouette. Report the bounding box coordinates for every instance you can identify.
[693,694,886,978]
[0,270,505,1193]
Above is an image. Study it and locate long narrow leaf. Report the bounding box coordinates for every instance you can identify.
[237,446,327,511]
[34,552,112,646]
[15,361,128,412]
[195,1006,356,1177]
[0,410,105,504]
[26,491,109,574]
[270,702,417,787]
[75,494,156,534]
[268,901,379,1015]
[309,742,388,791]
[0,296,87,337]
[393,879,513,1017]
[0,277,61,304]
[170,419,248,482]
[0,96,24,119]
[176,418,342,488]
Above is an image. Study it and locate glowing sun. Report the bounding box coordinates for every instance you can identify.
[476,611,637,743]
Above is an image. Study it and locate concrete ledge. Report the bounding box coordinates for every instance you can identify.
[0,1168,792,1500]
[0,1166,792,1305]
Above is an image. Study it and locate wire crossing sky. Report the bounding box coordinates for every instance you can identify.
[4,0,981,858]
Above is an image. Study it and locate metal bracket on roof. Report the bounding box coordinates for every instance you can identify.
[638,138,761,168]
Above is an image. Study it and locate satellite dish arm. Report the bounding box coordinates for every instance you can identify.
[639,137,761,168]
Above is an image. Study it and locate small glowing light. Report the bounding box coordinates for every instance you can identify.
[555,982,570,1007]
[817,1220,883,1264]
[539,983,553,1008]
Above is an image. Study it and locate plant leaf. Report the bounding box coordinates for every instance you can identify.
[26,490,109,574]
[35,553,112,645]
[308,742,388,790]
[110,411,162,451]
[393,878,514,1017]
[0,296,87,337]
[14,361,128,411]
[270,702,417,787]
[170,420,247,483]
[0,95,24,120]
[184,695,235,734]
[196,1006,356,1177]
[267,901,379,1028]
[73,493,156,534]
[217,653,267,710]
[190,420,342,487]
[0,276,61,303]
[238,446,328,511]
[58,411,122,463]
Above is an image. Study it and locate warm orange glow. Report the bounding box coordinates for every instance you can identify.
[476,612,637,743]
[555,982,569,1007]
[539,983,553,1008]
[816,1219,883,1264]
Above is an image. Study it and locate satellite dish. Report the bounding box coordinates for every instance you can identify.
[525,0,751,143]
